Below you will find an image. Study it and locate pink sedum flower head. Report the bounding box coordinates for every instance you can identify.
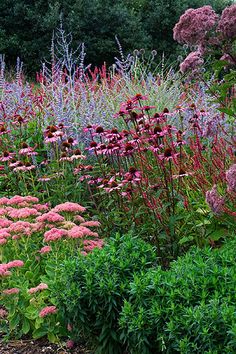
[2,288,20,295]
[44,228,67,242]
[206,185,225,214]
[173,6,218,45]
[39,305,57,318]
[226,164,236,193]
[217,4,236,39]
[52,202,86,214]
[36,211,65,223]
[7,207,40,219]
[28,283,48,294]
[6,260,24,269]
[39,245,52,254]
[180,51,204,73]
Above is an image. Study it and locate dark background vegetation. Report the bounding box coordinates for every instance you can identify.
[0,0,233,76]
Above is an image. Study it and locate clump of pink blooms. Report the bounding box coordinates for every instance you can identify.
[174,4,236,73]
[205,185,225,215]
[180,51,204,74]
[28,283,48,294]
[217,4,236,39]
[226,164,236,193]
[0,195,102,253]
[39,305,57,318]
[173,6,218,45]
[0,195,103,321]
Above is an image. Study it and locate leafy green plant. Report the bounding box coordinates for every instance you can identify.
[51,233,156,354]
[120,236,236,353]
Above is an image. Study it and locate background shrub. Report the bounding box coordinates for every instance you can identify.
[0,0,232,75]
[120,237,236,353]
[52,233,157,354]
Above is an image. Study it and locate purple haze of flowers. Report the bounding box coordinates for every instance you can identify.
[206,185,225,215]
[180,51,204,74]
[173,6,218,46]
[217,4,236,39]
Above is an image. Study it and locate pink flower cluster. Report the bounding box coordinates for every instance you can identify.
[0,195,103,282]
[173,6,218,45]
[217,4,236,39]
[180,51,204,74]
[52,202,86,214]
[28,283,48,294]
[226,164,236,193]
[39,305,57,318]
[174,4,236,73]
[0,260,24,277]
[206,185,225,214]
[2,287,20,295]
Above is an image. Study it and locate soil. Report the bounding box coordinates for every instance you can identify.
[0,338,91,354]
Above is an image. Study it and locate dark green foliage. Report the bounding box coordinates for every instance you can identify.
[0,0,233,75]
[120,237,236,353]
[51,233,157,354]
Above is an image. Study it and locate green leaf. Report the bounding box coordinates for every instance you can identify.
[22,318,31,334]
[179,236,194,245]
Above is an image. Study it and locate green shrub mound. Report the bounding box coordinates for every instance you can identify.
[120,238,236,353]
[51,233,157,354]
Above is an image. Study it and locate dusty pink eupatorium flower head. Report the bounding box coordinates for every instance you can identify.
[173,6,218,45]
[180,51,204,73]
[217,4,236,39]
[39,305,57,318]
[226,164,236,193]
[206,185,225,214]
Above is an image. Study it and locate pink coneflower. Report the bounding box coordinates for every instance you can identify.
[0,151,15,162]
[9,160,21,168]
[13,164,36,172]
[44,228,67,242]
[39,305,57,318]
[28,283,48,294]
[2,288,20,295]
[52,202,86,214]
[39,245,52,254]
[18,142,38,156]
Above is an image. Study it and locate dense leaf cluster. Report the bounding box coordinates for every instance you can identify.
[52,233,157,353]
[53,235,236,353]
[0,0,232,75]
